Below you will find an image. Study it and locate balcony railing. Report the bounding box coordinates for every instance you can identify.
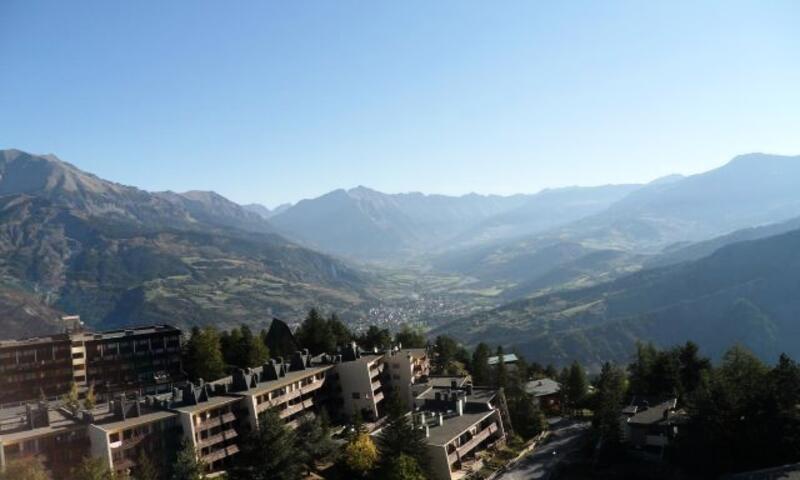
[202,444,240,464]
[256,378,324,413]
[278,398,315,419]
[197,428,238,449]
[448,422,499,464]
[196,412,237,432]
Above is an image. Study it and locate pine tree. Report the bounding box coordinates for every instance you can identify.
[0,457,49,480]
[296,413,337,473]
[327,313,353,347]
[239,325,269,367]
[228,409,303,480]
[562,361,588,414]
[134,449,160,480]
[378,390,429,472]
[359,326,393,352]
[171,440,204,480]
[593,362,626,455]
[84,382,97,410]
[384,454,427,480]
[493,346,508,390]
[183,327,226,381]
[64,381,81,413]
[470,343,492,386]
[70,457,116,480]
[295,308,334,355]
[394,324,426,348]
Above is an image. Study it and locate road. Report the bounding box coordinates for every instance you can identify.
[496,418,590,480]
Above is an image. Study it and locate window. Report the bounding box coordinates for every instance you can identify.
[110,433,120,443]
[352,392,360,399]
[72,352,84,359]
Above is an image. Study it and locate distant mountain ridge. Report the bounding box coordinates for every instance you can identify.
[432,153,800,298]
[269,184,643,260]
[433,225,800,368]
[0,149,371,337]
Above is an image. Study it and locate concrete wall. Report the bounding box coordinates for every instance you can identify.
[88,424,112,470]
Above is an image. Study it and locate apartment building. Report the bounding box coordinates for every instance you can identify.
[88,397,181,476]
[0,403,88,477]
[333,344,387,421]
[225,351,332,430]
[1,338,431,478]
[413,380,506,480]
[384,348,430,408]
[0,324,183,405]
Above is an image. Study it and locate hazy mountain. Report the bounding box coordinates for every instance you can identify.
[243,202,292,219]
[269,184,643,260]
[433,227,800,369]
[269,186,531,259]
[449,184,642,248]
[0,150,371,338]
[435,154,800,294]
[649,215,800,268]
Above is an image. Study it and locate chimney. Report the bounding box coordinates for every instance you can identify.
[438,413,444,426]
[451,380,458,389]
[425,424,430,438]
[466,384,473,395]
[457,399,464,416]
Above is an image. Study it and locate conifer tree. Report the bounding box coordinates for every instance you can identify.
[296,412,337,473]
[384,454,427,480]
[70,457,116,480]
[394,324,426,348]
[327,313,353,347]
[378,390,429,472]
[471,343,492,386]
[183,327,225,381]
[295,308,334,355]
[171,440,204,480]
[228,409,303,480]
[134,450,160,480]
[0,457,49,480]
[64,381,81,413]
[84,382,97,410]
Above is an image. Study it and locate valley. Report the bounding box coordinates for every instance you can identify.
[3,148,800,371]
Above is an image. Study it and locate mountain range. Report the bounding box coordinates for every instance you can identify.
[4,147,800,370]
[0,149,370,337]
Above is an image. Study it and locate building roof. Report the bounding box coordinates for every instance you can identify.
[219,364,332,397]
[425,410,497,446]
[171,394,241,414]
[0,325,179,348]
[624,398,678,426]
[524,378,561,397]
[488,354,518,366]
[91,409,177,433]
[0,409,82,443]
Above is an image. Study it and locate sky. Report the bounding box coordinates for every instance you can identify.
[1,1,799,207]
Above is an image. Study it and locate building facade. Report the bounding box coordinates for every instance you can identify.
[0,325,183,405]
[412,379,507,480]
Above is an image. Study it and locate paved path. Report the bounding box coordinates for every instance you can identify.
[496,419,590,480]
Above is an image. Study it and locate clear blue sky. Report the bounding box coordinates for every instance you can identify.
[1,1,799,207]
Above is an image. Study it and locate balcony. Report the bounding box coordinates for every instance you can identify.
[202,444,240,464]
[448,422,499,464]
[278,398,315,419]
[197,428,238,449]
[373,391,385,403]
[196,412,237,432]
[256,378,324,413]
[371,380,382,393]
